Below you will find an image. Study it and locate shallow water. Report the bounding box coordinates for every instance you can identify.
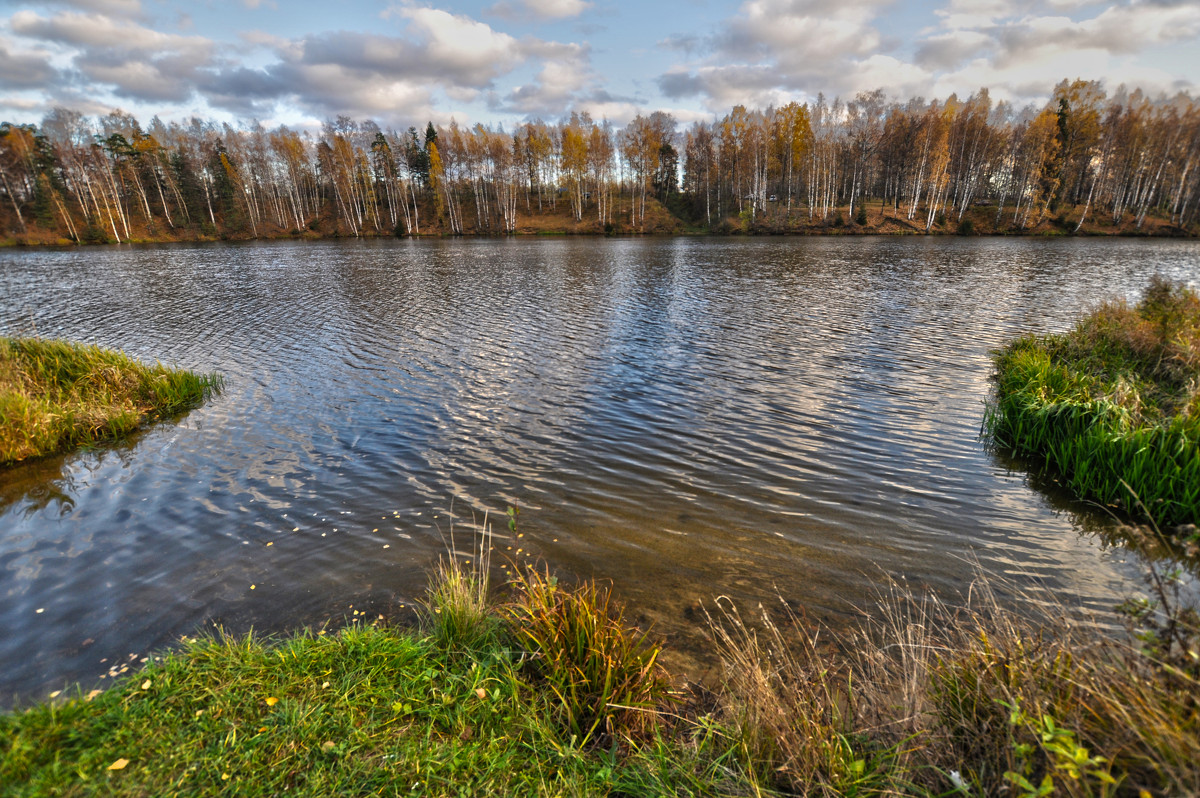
[1,236,1197,704]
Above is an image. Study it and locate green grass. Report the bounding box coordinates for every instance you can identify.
[0,336,222,466]
[985,276,1200,527]
[0,626,650,797]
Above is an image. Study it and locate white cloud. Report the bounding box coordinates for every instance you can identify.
[656,0,900,109]
[10,10,211,54]
[0,36,58,89]
[0,95,45,111]
[486,0,591,22]
[522,0,591,18]
[401,6,524,79]
[504,57,589,113]
[2,3,601,125]
[656,0,1200,112]
[50,0,144,17]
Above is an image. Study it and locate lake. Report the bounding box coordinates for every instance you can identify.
[1,236,1197,705]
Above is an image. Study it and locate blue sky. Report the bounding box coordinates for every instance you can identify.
[2,0,1198,130]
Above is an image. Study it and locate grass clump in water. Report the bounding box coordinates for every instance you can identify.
[985,275,1200,527]
[504,567,675,747]
[0,336,222,465]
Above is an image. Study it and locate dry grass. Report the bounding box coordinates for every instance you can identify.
[705,566,1200,796]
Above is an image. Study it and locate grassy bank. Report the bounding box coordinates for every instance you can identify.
[0,337,222,466]
[985,277,1200,528]
[4,550,1198,796]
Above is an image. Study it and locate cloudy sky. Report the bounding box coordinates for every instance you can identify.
[2,0,1199,130]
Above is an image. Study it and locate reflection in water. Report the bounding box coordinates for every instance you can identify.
[990,444,1200,575]
[0,236,1197,705]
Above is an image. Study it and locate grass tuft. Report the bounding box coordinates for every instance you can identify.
[504,567,675,747]
[423,520,502,653]
[985,276,1200,527]
[0,336,222,465]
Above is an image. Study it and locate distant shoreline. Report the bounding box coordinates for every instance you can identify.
[4,208,1195,249]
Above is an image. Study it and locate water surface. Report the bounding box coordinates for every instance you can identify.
[1,236,1196,704]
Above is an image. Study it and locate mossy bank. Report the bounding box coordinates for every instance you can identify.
[0,337,221,466]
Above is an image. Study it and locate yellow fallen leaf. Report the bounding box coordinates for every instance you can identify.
[475,688,487,699]
[321,741,336,751]
[108,758,129,771]
[195,709,204,717]
[265,696,279,706]
[221,773,230,780]
[250,585,256,590]
[49,690,61,699]
[86,689,102,701]
[321,681,330,689]
[140,679,151,690]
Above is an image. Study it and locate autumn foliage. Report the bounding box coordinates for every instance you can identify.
[2,79,1198,243]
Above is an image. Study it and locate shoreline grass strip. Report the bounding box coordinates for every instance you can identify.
[985,276,1200,527]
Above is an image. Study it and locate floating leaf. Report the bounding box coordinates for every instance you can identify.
[265,696,279,706]
[108,758,129,771]
[86,689,102,701]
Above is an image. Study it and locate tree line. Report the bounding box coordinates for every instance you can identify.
[1,79,1198,242]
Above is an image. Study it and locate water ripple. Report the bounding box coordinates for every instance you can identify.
[1,236,1197,703]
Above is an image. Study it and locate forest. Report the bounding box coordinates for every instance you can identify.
[1,78,1198,243]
